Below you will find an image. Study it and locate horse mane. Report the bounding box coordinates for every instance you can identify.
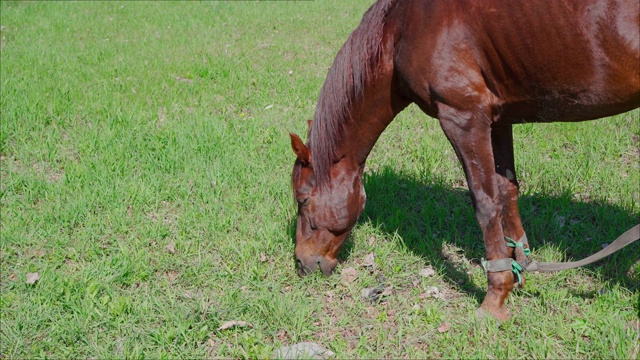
[309,0,396,187]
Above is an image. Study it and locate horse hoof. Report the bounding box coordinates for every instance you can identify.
[475,306,509,323]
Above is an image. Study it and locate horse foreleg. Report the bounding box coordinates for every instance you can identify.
[438,106,514,321]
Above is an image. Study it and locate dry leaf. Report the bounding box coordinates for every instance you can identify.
[26,272,39,284]
[420,286,442,299]
[217,320,253,331]
[364,252,375,267]
[419,267,436,277]
[127,205,133,217]
[340,267,358,285]
[165,242,176,254]
[164,271,178,282]
[175,76,194,84]
[260,253,267,262]
[273,342,335,359]
[207,338,217,356]
[437,322,451,333]
[368,236,376,246]
[325,290,335,302]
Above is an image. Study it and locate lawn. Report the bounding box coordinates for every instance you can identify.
[1,1,638,358]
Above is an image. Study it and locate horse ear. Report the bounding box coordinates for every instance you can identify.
[306,119,313,133]
[289,133,311,165]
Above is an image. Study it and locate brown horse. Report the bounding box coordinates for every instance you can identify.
[289,0,639,320]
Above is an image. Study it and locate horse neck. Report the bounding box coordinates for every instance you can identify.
[341,78,407,169]
[311,13,406,183]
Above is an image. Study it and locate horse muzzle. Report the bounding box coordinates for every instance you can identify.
[296,255,338,277]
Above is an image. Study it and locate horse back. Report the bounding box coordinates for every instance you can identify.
[394,0,640,122]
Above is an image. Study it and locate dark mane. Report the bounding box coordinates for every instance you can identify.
[309,0,396,187]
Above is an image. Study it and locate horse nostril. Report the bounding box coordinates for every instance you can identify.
[296,259,309,277]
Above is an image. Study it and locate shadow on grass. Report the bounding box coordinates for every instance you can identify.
[360,167,639,305]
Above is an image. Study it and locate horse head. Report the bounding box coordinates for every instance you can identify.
[289,132,366,277]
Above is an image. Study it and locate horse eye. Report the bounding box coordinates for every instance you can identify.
[297,197,309,206]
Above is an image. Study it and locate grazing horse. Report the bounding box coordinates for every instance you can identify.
[289,0,639,320]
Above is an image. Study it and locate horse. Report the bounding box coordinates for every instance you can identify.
[289,0,639,320]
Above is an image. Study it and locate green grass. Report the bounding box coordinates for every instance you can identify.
[1,1,638,358]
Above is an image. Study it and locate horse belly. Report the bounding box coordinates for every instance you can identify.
[475,0,640,122]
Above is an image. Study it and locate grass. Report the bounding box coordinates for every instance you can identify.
[1,1,638,358]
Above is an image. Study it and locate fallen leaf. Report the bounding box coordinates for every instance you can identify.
[437,322,451,333]
[361,287,378,300]
[260,253,267,262]
[420,286,442,299]
[364,252,375,266]
[175,76,194,84]
[419,267,436,277]
[165,242,176,254]
[217,320,253,331]
[164,270,178,282]
[361,284,392,303]
[368,236,376,246]
[26,272,39,284]
[340,267,358,285]
[264,104,273,110]
[272,342,335,359]
[325,290,335,302]
[8,273,17,281]
[363,253,375,273]
[207,338,217,356]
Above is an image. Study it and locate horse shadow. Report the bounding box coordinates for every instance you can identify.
[358,167,639,305]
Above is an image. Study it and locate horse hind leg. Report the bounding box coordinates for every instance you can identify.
[437,104,514,321]
[491,124,530,272]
